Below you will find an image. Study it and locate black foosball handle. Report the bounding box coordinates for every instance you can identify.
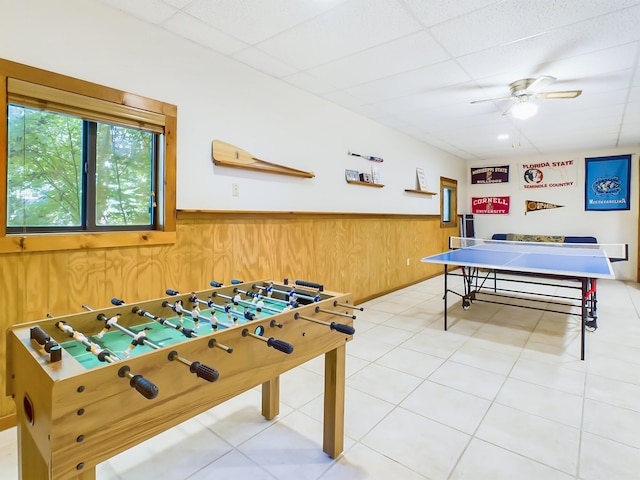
[111,297,126,306]
[190,362,220,382]
[295,279,324,292]
[267,338,294,354]
[30,326,62,361]
[118,366,159,400]
[330,322,356,335]
[130,374,159,399]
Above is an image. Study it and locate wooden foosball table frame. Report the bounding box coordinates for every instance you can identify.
[6,279,356,480]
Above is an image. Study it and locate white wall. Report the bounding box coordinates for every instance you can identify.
[467,148,637,280]
[0,0,466,215]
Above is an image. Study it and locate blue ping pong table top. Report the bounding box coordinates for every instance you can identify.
[421,242,615,279]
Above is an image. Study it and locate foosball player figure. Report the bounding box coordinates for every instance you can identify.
[123,327,150,357]
[208,300,218,331]
[284,301,295,312]
[288,287,297,302]
[174,299,185,324]
[252,292,263,304]
[232,293,242,305]
[95,313,121,339]
[191,303,201,331]
[255,298,264,315]
[266,282,274,297]
[243,306,255,321]
[224,300,235,324]
[313,292,321,302]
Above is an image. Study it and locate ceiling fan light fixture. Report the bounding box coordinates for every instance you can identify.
[511,98,538,120]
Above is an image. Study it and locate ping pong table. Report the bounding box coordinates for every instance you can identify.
[421,237,626,360]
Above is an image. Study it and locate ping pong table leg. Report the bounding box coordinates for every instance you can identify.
[443,264,448,330]
[581,279,587,361]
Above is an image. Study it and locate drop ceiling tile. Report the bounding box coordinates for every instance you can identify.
[321,90,367,109]
[163,12,249,55]
[305,31,450,89]
[345,60,470,104]
[402,0,499,27]
[255,0,423,70]
[98,0,178,24]
[233,47,299,77]
[183,0,348,44]
[164,0,192,8]
[281,71,337,94]
[430,0,640,57]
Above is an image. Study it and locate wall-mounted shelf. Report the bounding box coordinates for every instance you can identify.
[347,180,385,188]
[404,189,437,195]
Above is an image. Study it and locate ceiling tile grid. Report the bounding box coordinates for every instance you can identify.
[95,0,640,160]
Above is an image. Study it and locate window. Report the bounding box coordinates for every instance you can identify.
[0,58,176,252]
[7,106,156,232]
[440,177,458,227]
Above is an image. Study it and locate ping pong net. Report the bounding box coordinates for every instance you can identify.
[449,236,628,262]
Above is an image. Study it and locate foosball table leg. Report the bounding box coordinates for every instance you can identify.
[261,376,280,420]
[323,344,346,459]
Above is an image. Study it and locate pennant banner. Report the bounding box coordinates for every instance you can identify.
[518,159,576,189]
[472,196,510,214]
[585,154,631,211]
[525,200,564,214]
[470,165,509,184]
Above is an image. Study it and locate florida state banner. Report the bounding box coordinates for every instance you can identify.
[470,165,509,184]
[518,159,576,189]
[525,200,564,215]
[585,154,631,211]
[471,196,510,214]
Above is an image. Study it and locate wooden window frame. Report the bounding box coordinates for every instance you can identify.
[440,176,458,228]
[0,58,176,253]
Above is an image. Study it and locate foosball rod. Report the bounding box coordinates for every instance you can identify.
[137,300,232,354]
[233,287,292,311]
[112,298,198,339]
[293,312,356,335]
[256,284,318,302]
[241,328,294,354]
[314,306,356,319]
[333,300,364,311]
[211,290,282,315]
[90,310,219,383]
[54,319,159,400]
[187,294,242,327]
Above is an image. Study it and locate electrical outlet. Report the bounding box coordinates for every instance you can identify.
[232,183,239,197]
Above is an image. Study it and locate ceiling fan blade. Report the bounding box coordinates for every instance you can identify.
[525,75,556,93]
[470,95,514,104]
[536,90,582,99]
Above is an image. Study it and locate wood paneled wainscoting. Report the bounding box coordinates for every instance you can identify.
[0,210,457,427]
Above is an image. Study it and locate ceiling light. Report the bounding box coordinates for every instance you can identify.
[497,133,509,141]
[511,97,538,120]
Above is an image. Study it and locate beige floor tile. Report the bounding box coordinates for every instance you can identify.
[375,346,444,378]
[361,407,470,479]
[476,403,580,474]
[347,362,422,404]
[510,357,586,396]
[450,438,574,480]
[428,360,506,400]
[579,432,640,480]
[583,398,640,448]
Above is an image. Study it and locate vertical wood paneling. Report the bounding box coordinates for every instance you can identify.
[0,212,452,422]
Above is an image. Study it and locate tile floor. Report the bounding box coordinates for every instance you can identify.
[1,275,640,479]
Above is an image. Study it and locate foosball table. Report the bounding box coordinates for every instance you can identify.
[6,279,358,480]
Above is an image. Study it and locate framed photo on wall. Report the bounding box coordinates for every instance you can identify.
[585,154,631,211]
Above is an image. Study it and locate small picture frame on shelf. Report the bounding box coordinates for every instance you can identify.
[371,166,380,184]
[416,168,427,191]
[345,169,359,181]
[359,172,372,183]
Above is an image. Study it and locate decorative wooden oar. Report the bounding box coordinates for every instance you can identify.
[212,140,315,178]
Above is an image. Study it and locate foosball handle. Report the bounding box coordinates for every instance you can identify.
[267,338,294,354]
[210,281,223,287]
[30,326,63,362]
[330,322,356,335]
[166,289,179,296]
[130,374,159,399]
[111,298,126,306]
[118,366,159,400]
[190,362,220,382]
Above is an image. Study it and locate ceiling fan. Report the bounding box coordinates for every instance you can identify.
[471,76,582,119]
